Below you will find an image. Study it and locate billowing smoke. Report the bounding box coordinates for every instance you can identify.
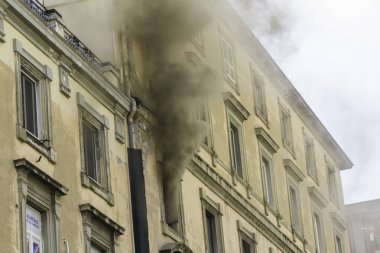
[118,0,221,225]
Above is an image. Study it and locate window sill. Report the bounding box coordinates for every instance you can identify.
[81,172,114,206]
[161,221,186,243]
[17,125,57,163]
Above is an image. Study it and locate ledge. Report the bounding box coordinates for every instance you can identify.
[79,203,125,235]
[330,212,347,231]
[308,187,328,208]
[255,127,279,153]
[14,158,68,195]
[223,92,250,121]
[283,159,305,183]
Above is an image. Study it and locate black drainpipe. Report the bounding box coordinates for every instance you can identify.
[127,99,150,253]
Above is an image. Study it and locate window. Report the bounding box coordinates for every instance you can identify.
[14,158,68,253]
[313,212,325,253]
[201,189,224,253]
[205,210,218,253]
[230,121,243,178]
[77,93,113,205]
[284,159,305,238]
[289,185,301,234]
[80,204,125,253]
[335,234,344,253]
[326,162,339,206]
[196,99,212,148]
[304,132,317,181]
[224,92,249,182]
[0,8,5,43]
[221,34,237,85]
[14,39,56,162]
[252,71,268,124]
[237,221,256,253]
[262,156,275,208]
[279,103,294,155]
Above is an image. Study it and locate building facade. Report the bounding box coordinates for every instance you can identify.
[0,0,352,253]
[346,199,380,253]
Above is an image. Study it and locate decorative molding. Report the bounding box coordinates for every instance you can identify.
[330,212,347,231]
[308,187,328,208]
[160,242,193,253]
[223,92,250,121]
[283,159,305,183]
[255,127,279,153]
[77,92,109,128]
[13,158,68,195]
[79,203,125,236]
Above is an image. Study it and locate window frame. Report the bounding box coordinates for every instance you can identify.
[303,129,318,183]
[333,229,345,253]
[279,101,295,157]
[0,8,5,43]
[77,92,114,205]
[237,221,257,253]
[287,178,303,238]
[80,203,125,253]
[326,158,339,207]
[200,189,224,253]
[14,158,68,253]
[14,38,56,163]
[251,69,268,126]
[220,31,238,90]
[195,98,213,150]
[312,209,325,253]
[260,148,277,212]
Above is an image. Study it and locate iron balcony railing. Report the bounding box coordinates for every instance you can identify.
[19,0,103,71]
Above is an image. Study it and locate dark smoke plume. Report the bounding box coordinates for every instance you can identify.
[118,0,222,225]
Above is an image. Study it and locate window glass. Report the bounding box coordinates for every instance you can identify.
[335,235,343,253]
[262,157,274,206]
[289,186,301,233]
[242,239,251,253]
[83,120,100,182]
[205,210,218,253]
[230,122,243,178]
[90,244,102,253]
[313,212,324,253]
[22,72,41,138]
[26,205,42,253]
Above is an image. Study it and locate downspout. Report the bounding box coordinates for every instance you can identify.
[122,29,150,253]
[127,98,137,149]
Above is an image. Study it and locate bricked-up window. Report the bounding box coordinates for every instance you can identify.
[221,35,237,85]
[313,212,325,253]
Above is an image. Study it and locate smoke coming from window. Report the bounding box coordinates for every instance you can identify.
[118,0,222,225]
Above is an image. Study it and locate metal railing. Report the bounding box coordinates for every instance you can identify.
[19,0,103,71]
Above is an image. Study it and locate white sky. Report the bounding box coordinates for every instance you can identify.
[232,0,380,204]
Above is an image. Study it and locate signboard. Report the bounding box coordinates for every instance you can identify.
[26,206,42,253]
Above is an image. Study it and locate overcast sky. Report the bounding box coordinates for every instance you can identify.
[232,0,380,204]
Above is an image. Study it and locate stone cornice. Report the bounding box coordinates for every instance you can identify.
[223,92,250,121]
[308,186,328,208]
[79,203,125,236]
[283,159,305,183]
[255,127,279,153]
[330,212,347,231]
[13,158,68,195]
[189,154,303,253]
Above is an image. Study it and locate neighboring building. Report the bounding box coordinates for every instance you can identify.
[346,199,380,253]
[0,0,353,253]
